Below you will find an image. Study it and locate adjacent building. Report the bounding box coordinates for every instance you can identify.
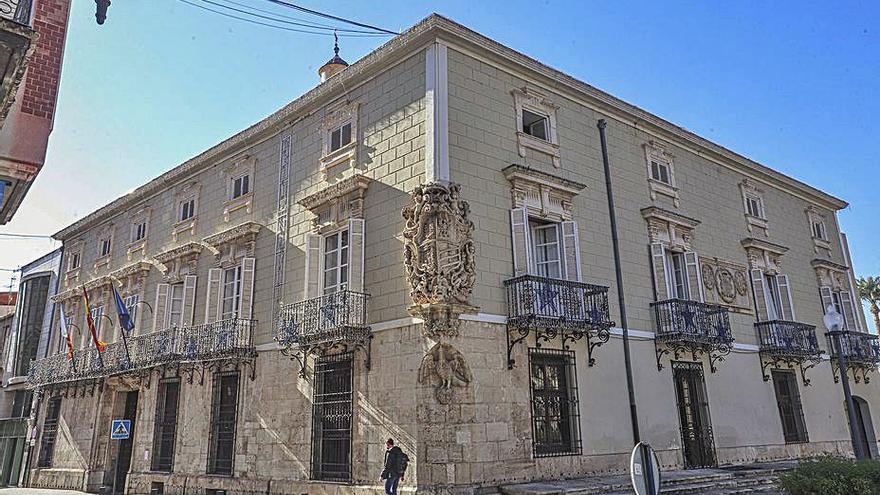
[23,14,880,494]
[0,0,71,224]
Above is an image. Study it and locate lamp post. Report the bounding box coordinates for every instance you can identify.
[825,305,866,460]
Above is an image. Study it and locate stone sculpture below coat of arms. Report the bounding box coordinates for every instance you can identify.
[402,181,478,339]
[418,342,473,404]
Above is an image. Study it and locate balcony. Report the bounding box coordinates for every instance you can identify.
[0,0,35,130]
[28,318,256,390]
[826,330,880,384]
[275,290,371,377]
[651,298,733,372]
[504,275,613,368]
[756,320,822,384]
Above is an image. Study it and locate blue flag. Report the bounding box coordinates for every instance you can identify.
[112,286,134,334]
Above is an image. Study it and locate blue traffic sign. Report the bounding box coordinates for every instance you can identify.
[111,419,131,440]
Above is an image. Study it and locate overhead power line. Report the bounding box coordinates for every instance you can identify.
[0,232,54,239]
[263,0,399,35]
[178,0,393,37]
[198,0,388,34]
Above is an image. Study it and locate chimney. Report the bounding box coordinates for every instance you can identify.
[318,34,349,83]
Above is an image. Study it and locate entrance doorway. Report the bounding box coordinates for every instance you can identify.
[113,391,138,494]
[852,396,878,459]
[311,353,353,482]
[672,361,716,468]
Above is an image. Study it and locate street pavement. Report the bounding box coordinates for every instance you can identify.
[0,489,88,495]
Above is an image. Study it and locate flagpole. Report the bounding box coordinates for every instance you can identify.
[111,284,134,369]
[82,285,105,369]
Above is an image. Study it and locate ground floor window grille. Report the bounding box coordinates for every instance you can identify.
[311,353,353,481]
[772,370,809,443]
[207,372,239,475]
[37,397,62,468]
[528,348,581,457]
[152,379,181,472]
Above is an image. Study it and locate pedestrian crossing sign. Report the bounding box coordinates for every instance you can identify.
[111,419,131,440]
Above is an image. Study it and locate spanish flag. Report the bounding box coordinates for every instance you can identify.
[59,303,76,361]
[82,287,107,352]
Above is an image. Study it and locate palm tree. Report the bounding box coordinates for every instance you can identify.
[857,276,880,334]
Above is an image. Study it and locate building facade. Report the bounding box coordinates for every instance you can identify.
[0,247,61,487]
[24,15,880,495]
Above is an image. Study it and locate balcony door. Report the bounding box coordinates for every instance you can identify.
[311,354,353,481]
[672,362,716,468]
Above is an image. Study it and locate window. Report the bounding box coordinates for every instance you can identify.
[531,222,561,279]
[650,159,671,185]
[167,283,184,327]
[311,354,353,481]
[14,275,50,376]
[811,220,827,241]
[772,370,808,443]
[745,194,763,219]
[100,237,112,257]
[124,294,139,328]
[90,306,104,337]
[667,252,689,300]
[765,274,782,321]
[37,397,62,468]
[221,266,242,320]
[323,230,349,294]
[831,291,852,330]
[152,379,181,472]
[11,390,32,418]
[529,349,581,457]
[68,252,80,271]
[231,175,250,199]
[329,122,352,152]
[179,198,195,222]
[132,221,147,242]
[207,372,239,475]
[521,109,549,141]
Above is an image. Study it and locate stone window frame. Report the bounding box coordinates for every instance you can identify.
[512,87,560,168]
[94,223,115,271]
[173,181,201,241]
[223,155,256,222]
[740,179,769,236]
[805,206,831,255]
[812,258,862,332]
[742,238,793,320]
[127,207,151,261]
[319,100,360,178]
[644,140,680,207]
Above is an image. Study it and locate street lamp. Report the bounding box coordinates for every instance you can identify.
[825,305,866,460]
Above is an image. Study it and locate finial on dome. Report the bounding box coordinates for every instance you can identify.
[319,31,349,83]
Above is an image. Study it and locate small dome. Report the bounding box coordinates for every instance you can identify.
[318,37,349,83]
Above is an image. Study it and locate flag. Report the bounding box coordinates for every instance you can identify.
[58,303,75,361]
[112,285,134,334]
[82,287,107,352]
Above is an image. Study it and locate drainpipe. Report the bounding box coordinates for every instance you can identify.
[597,119,641,444]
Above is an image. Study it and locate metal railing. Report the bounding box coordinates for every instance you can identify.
[276,290,370,347]
[826,330,880,364]
[504,275,612,329]
[651,298,733,344]
[28,318,255,387]
[756,320,821,357]
[1,0,32,25]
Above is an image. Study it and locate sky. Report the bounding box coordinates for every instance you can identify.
[1,1,878,317]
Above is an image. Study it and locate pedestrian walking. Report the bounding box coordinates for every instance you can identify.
[380,438,408,494]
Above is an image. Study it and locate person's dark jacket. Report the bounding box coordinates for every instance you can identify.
[381,446,405,479]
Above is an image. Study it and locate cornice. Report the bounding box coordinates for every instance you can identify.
[204,221,262,248]
[811,259,849,273]
[299,174,372,211]
[740,238,789,255]
[640,206,700,229]
[153,242,204,264]
[502,164,586,194]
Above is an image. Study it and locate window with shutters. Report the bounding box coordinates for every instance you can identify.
[173,182,200,240]
[124,294,139,329]
[89,306,103,339]
[740,179,769,234]
[529,349,581,457]
[152,379,180,472]
[323,229,350,294]
[223,157,256,222]
[665,251,692,300]
[221,266,242,320]
[772,370,808,443]
[207,371,239,475]
[167,283,184,327]
[765,274,782,320]
[643,141,679,206]
[37,397,62,468]
[512,87,560,168]
[320,101,360,176]
[830,290,858,331]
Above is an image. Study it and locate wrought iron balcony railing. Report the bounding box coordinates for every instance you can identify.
[756,320,822,384]
[504,275,613,368]
[651,298,733,372]
[1,0,33,25]
[826,330,880,384]
[28,318,256,388]
[275,290,371,377]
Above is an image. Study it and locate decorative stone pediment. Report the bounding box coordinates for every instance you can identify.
[503,164,585,222]
[741,238,789,274]
[402,182,478,338]
[109,261,152,295]
[153,242,204,283]
[204,221,261,268]
[700,257,751,313]
[641,206,700,251]
[319,100,360,178]
[643,140,679,207]
[299,174,370,232]
[805,205,832,256]
[811,259,850,291]
[740,178,769,237]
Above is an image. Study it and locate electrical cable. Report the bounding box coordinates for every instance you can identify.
[197,0,389,34]
[0,233,53,239]
[263,0,399,35]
